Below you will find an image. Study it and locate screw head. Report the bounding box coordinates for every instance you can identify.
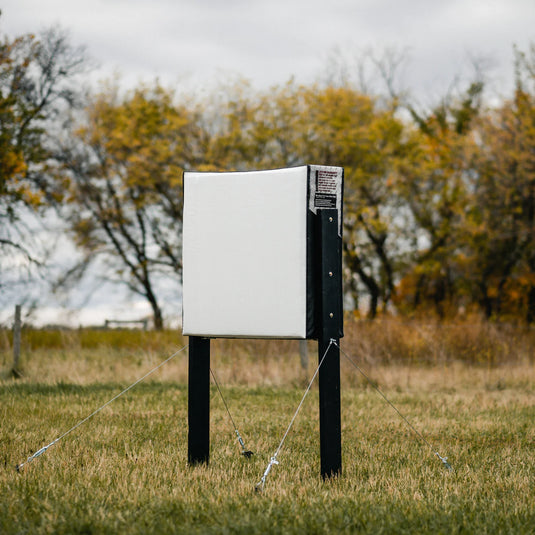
[329,217,333,222]
[329,312,334,318]
[328,271,333,277]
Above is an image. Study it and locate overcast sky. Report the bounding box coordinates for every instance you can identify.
[1,0,534,326]
[2,0,534,104]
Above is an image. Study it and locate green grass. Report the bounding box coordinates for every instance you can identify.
[1,331,534,533]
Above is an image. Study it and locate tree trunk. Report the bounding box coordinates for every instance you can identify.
[527,284,535,325]
[368,285,379,319]
[479,282,494,319]
[152,306,164,331]
[412,274,424,310]
[343,243,381,319]
[143,283,164,330]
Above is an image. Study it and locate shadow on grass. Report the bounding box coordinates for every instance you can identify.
[0,380,187,397]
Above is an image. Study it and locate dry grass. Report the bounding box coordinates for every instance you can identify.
[1,318,533,388]
[0,320,534,533]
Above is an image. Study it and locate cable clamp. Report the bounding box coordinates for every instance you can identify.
[255,456,279,493]
[435,452,453,471]
[236,430,245,448]
[17,439,59,472]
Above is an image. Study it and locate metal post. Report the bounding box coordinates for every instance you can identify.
[317,209,342,479]
[188,336,211,465]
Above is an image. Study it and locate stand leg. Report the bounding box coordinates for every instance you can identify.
[317,209,342,479]
[318,337,341,478]
[188,336,210,465]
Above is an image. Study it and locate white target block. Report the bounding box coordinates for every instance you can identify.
[182,167,309,338]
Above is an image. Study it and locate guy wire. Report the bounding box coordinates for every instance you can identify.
[16,344,189,471]
[210,367,253,457]
[210,367,239,433]
[333,340,452,471]
[255,339,335,491]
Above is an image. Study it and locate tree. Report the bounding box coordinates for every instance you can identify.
[212,82,411,317]
[188,79,309,172]
[59,83,198,329]
[0,16,88,303]
[299,85,409,317]
[392,80,484,318]
[470,45,535,322]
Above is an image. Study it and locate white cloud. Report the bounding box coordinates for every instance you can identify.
[2,0,532,95]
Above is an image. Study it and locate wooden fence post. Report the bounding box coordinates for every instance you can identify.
[299,340,308,372]
[12,305,22,378]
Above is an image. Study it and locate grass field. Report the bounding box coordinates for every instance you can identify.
[1,321,534,533]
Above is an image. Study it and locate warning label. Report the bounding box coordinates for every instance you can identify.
[308,165,343,235]
[314,169,338,209]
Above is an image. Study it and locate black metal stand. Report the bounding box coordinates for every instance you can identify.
[317,209,342,479]
[188,336,210,465]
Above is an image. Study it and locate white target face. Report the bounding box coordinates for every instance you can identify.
[182,167,309,338]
